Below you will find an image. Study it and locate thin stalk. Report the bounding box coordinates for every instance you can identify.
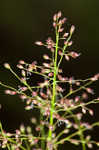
[68,110,86,150]
[9,68,33,92]
[55,122,99,146]
[79,129,86,150]
[7,144,11,150]
[48,25,59,142]
[24,140,31,150]
[40,110,45,149]
[57,34,72,69]
[63,80,93,99]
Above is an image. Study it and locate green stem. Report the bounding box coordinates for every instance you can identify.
[68,110,86,150]
[79,129,86,150]
[24,140,31,150]
[48,26,59,142]
[7,144,11,150]
[40,110,45,149]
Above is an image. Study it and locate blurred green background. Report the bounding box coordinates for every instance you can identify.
[0,0,99,149]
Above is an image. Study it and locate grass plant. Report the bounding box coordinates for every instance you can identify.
[0,11,99,150]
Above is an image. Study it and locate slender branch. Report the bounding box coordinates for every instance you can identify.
[48,23,59,142]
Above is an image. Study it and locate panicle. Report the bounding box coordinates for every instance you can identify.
[1,11,99,150]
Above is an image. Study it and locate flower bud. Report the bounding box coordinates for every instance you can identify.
[58,28,64,32]
[57,11,62,19]
[43,54,50,60]
[35,41,43,46]
[17,64,23,69]
[70,25,75,34]
[21,70,26,77]
[53,22,56,28]
[19,60,25,64]
[65,55,70,61]
[63,33,69,38]
[53,14,57,21]
[4,63,10,69]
